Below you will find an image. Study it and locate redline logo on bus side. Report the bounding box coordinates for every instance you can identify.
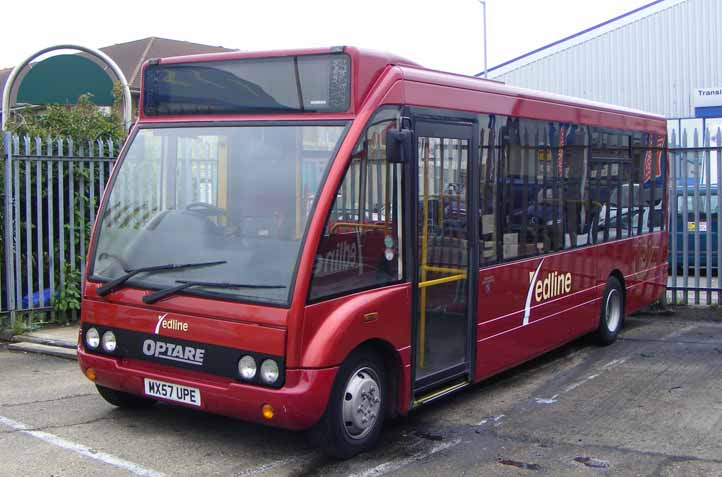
[530,269,572,302]
[523,259,574,325]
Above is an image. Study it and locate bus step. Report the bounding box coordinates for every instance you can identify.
[414,381,468,406]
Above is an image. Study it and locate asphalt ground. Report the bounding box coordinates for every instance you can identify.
[1,308,721,477]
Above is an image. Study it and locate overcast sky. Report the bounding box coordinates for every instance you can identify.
[1,0,653,75]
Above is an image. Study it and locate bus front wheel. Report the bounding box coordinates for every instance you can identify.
[316,349,387,459]
[595,276,624,346]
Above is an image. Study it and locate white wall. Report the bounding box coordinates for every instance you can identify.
[489,0,722,118]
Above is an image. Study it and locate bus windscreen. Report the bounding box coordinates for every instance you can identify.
[142,53,351,116]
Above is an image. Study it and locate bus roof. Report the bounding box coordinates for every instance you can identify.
[138,46,419,119]
[138,46,665,128]
[397,65,666,123]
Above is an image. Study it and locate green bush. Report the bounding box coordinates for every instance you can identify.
[5,82,126,144]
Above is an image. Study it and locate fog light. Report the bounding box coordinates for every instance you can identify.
[260,359,279,384]
[85,328,100,349]
[101,331,117,352]
[262,403,274,420]
[85,368,96,381]
[238,355,257,380]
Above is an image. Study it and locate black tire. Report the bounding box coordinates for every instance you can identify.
[595,276,625,346]
[315,350,388,459]
[96,385,156,409]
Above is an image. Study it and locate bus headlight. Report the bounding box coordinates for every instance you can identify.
[85,328,100,349]
[238,355,257,380]
[260,359,279,384]
[101,331,117,352]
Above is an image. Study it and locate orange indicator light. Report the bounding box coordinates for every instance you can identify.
[85,368,97,381]
[261,404,275,420]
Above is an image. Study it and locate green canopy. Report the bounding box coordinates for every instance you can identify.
[17,54,114,106]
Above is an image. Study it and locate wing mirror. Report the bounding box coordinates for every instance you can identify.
[386,129,414,164]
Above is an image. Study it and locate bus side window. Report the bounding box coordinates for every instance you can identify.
[308,108,403,301]
[564,126,588,247]
[479,118,498,264]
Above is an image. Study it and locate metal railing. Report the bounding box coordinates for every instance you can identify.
[1,132,116,323]
[668,126,721,305]
[1,124,720,326]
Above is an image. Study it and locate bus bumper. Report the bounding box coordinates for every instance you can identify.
[78,349,338,430]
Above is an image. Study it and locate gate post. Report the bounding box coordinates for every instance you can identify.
[3,132,16,323]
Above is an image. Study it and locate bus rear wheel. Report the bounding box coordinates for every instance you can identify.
[316,350,387,459]
[96,385,156,409]
[595,276,624,346]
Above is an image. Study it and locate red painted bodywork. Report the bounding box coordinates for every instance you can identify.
[77,349,337,429]
[80,46,668,430]
[473,232,667,380]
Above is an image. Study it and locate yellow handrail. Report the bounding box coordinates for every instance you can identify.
[423,265,466,275]
[330,222,391,234]
[418,273,467,289]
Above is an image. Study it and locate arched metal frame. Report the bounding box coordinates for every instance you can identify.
[1,44,132,132]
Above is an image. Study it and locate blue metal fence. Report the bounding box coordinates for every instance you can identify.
[1,132,116,323]
[668,126,721,305]
[0,124,720,325]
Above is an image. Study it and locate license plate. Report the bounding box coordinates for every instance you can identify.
[144,378,201,407]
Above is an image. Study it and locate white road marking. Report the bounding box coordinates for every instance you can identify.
[346,438,462,477]
[532,324,701,406]
[477,414,506,426]
[534,394,559,404]
[492,414,506,427]
[602,358,628,369]
[0,415,164,477]
[563,374,599,393]
[234,453,315,477]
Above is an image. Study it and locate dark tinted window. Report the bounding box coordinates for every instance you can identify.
[492,120,660,263]
[143,54,350,116]
[499,118,549,260]
[628,133,666,235]
[309,108,403,301]
[479,115,499,264]
[645,134,666,232]
[482,118,665,266]
[563,125,590,247]
[589,131,631,242]
[499,119,583,260]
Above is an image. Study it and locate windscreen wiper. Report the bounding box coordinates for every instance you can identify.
[96,261,227,297]
[142,280,286,305]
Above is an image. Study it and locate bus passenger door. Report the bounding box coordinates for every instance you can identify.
[412,120,477,401]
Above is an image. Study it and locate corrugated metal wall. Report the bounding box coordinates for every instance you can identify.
[490,0,722,118]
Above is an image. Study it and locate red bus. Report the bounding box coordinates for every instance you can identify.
[78,47,668,458]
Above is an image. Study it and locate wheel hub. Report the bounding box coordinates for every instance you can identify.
[606,289,621,332]
[341,367,381,440]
